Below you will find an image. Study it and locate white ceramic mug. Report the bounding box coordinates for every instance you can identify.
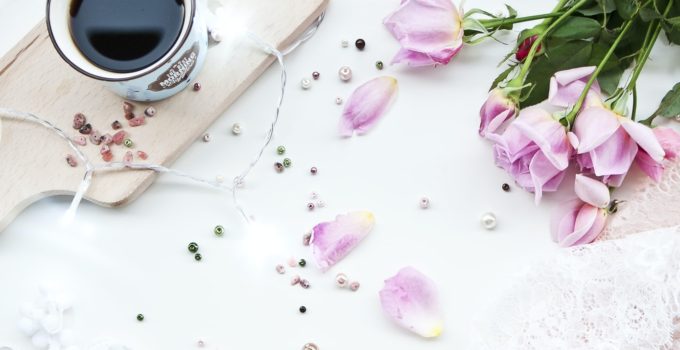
[46,0,209,102]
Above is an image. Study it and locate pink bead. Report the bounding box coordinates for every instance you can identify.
[102,152,113,162]
[112,130,126,145]
[123,151,133,164]
[65,154,78,167]
[72,135,87,146]
[129,116,145,127]
[100,144,111,155]
[89,130,102,145]
[72,113,86,129]
[287,257,298,268]
[349,281,360,291]
[291,275,301,285]
[300,279,310,289]
[101,133,113,145]
[302,232,312,246]
[276,265,286,274]
[137,151,149,160]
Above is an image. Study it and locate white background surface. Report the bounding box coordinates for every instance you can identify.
[1,0,679,349]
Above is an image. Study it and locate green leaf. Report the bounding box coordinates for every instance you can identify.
[652,82,680,118]
[490,64,517,91]
[505,4,518,18]
[665,16,680,26]
[551,17,602,40]
[640,7,662,21]
[521,40,593,107]
[614,0,639,19]
[578,0,616,15]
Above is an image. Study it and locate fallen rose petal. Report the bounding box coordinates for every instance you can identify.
[310,211,375,271]
[574,174,610,208]
[551,199,607,247]
[653,127,680,159]
[340,77,398,137]
[635,150,664,182]
[379,267,443,338]
[383,0,464,66]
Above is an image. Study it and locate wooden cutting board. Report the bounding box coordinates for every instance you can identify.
[0,0,328,231]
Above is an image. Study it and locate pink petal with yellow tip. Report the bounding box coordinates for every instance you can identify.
[310,211,375,272]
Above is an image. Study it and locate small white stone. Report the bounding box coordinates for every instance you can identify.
[419,197,430,209]
[481,212,497,230]
[335,97,343,105]
[301,78,312,90]
[231,123,242,135]
[316,200,326,208]
[215,175,224,183]
[209,28,223,42]
[341,40,349,48]
[202,133,211,142]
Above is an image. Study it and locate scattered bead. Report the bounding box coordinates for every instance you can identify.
[338,66,352,81]
[355,38,366,50]
[144,106,156,117]
[335,273,348,288]
[349,281,360,292]
[302,232,312,246]
[89,130,102,145]
[283,158,292,168]
[303,343,318,350]
[502,183,510,192]
[287,257,298,267]
[301,78,312,90]
[231,123,242,135]
[310,167,318,175]
[111,120,122,130]
[375,60,384,70]
[197,339,205,347]
[129,116,145,127]
[300,279,310,289]
[310,192,319,199]
[124,138,134,148]
[188,242,199,253]
[193,82,201,91]
[291,275,301,285]
[194,253,202,261]
[72,113,87,130]
[341,39,349,48]
[276,145,286,155]
[100,144,111,155]
[274,162,284,173]
[419,197,430,209]
[316,200,326,208]
[123,101,135,114]
[65,154,78,167]
[79,123,92,135]
[72,135,87,146]
[298,259,307,267]
[100,133,113,145]
[299,306,307,314]
[136,314,144,322]
[102,152,113,162]
[335,97,343,105]
[210,27,224,42]
[215,175,224,183]
[125,112,135,120]
[276,265,286,274]
[202,133,211,142]
[137,151,148,160]
[481,212,497,230]
[307,202,315,211]
[112,130,126,145]
[214,225,224,236]
[123,151,133,164]
[312,71,320,80]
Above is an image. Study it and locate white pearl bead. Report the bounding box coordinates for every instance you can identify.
[301,78,312,90]
[231,123,242,135]
[335,97,343,105]
[419,197,430,209]
[481,212,497,230]
[335,273,348,288]
[202,133,211,142]
[338,66,352,81]
[209,29,223,42]
[341,40,349,48]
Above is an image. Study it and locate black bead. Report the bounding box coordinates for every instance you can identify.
[136,314,144,321]
[299,306,307,313]
[193,82,202,91]
[355,39,366,50]
[188,242,199,253]
[79,123,92,135]
[194,253,202,261]
[298,259,306,267]
[502,183,511,192]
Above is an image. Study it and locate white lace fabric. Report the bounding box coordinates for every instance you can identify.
[470,226,680,350]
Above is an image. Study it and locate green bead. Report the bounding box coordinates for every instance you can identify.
[283,158,292,168]
[188,242,198,253]
[376,61,384,70]
[276,145,286,155]
[194,253,202,261]
[137,314,144,321]
[214,225,224,236]
[124,138,134,148]
[298,258,306,267]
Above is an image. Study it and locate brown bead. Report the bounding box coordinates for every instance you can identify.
[274,162,284,173]
[355,38,366,50]
[72,113,87,130]
[100,134,113,145]
[111,120,122,130]
[502,183,511,192]
[312,71,320,80]
[310,167,318,175]
[125,112,135,120]
[65,154,78,167]
[193,82,201,91]
[79,123,92,135]
[123,101,134,113]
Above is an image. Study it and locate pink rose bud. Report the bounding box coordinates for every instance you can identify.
[515,35,540,62]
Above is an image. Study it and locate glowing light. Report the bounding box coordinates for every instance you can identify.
[213,6,249,42]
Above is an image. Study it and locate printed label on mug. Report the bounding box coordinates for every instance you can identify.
[148,43,200,92]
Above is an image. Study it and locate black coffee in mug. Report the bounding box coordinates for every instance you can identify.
[69,0,185,73]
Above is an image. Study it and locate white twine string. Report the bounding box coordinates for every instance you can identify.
[0,12,324,224]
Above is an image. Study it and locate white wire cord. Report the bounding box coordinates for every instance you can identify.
[0,12,325,224]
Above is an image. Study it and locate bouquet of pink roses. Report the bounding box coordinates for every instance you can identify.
[384,0,680,246]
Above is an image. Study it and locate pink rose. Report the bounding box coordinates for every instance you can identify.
[479,88,517,137]
[487,106,572,203]
[383,0,464,66]
[548,66,602,108]
[515,35,540,61]
[551,174,609,247]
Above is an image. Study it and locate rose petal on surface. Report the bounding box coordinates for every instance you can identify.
[653,127,680,159]
[591,127,638,177]
[574,174,610,208]
[384,0,464,66]
[379,267,443,338]
[310,211,375,272]
[551,200,607,247]
[635,150,664,182]
[619,118,665,162]
[340,77,398,137]
[573,107,620,153]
